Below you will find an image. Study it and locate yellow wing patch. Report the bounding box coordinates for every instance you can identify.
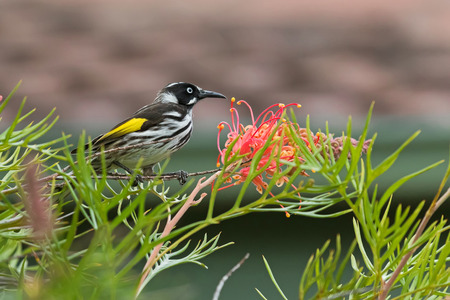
[98,118,147,141]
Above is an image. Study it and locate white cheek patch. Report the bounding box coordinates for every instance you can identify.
[187,97,198,106]
[160,93,178,104]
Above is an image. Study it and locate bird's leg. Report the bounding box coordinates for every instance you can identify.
[142,165,155,177]
[113,161,144,184]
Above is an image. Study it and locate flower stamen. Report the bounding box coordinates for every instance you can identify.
[216,99,304,217]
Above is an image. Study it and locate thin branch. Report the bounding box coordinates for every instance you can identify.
[1,167,223,194]
[378,187,450,299]
[100,168,222,181]
[213,253,250,300]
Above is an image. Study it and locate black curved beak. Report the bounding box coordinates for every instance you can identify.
[198,89,227,100]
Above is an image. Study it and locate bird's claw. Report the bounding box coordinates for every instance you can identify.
[132,174,145,186]
[177,170,189,185]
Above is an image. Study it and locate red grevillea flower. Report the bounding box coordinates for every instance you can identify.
[217,98,318,216]
[216,98,372,217]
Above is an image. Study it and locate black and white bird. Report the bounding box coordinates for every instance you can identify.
[75,82,226,184]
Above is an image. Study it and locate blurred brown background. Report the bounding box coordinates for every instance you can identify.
[1,1,449,299]
[1,0,450,123]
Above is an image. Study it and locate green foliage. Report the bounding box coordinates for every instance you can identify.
[254,110,450,298]
[297,237,364,299]
[255,255,289,300]
[0,83,449,299]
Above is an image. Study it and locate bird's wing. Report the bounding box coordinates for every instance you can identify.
[87,103,182,150]
[71,103,185,154]
[75,117,151,153]
[95,117,148,143]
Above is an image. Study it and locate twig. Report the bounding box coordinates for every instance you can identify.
[100,168,222,181]
[213,253,250,300]
[378,187,450,299]
[1,167,223,194]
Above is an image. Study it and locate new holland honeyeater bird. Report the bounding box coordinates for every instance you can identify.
[74,82,226,184]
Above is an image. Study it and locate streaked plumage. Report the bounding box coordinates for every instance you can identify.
[76,82,226,182]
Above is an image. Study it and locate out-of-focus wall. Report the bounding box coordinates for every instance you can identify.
[1,0,450,124]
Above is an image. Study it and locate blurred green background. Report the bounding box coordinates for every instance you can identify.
[1,1,449,298]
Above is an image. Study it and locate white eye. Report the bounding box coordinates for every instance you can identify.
[186,87,194,94]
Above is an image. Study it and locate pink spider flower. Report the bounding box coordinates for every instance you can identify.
[217,98,311,216]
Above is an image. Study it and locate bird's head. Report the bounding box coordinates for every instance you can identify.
[155,82,226,106]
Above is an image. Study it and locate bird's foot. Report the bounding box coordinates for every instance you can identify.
[161,170,189,185]
[133,174,144,186]
[176,170,189,185]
